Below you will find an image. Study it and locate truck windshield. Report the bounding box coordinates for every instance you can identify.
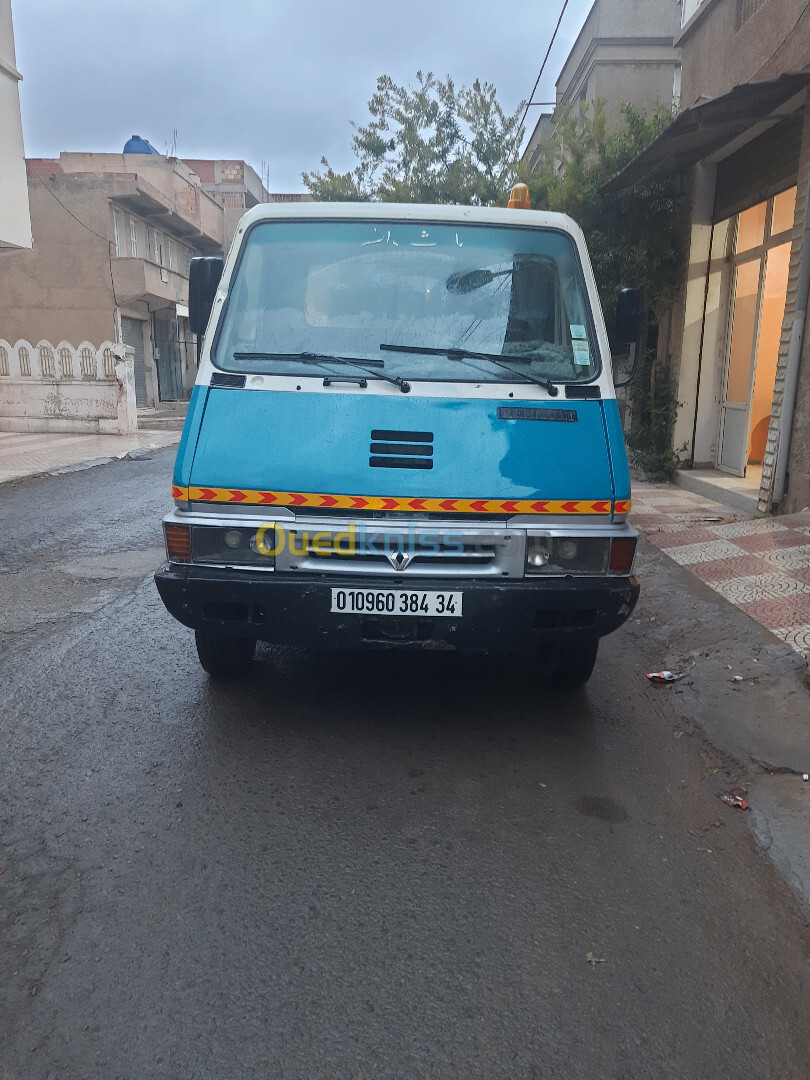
[213,220,599,384]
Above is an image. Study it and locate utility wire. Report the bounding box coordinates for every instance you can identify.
[37,174,121,334]
[750,0,810,82]
[37,175,114,244]
[520,0,570,130]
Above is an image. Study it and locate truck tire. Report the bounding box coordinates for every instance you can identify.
[194,629,256,680]
[549,639,598,689]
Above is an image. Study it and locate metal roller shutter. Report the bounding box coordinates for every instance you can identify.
[121,316,148,407]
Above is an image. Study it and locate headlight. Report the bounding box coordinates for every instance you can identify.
[525,535,610,575]
[191,525,276,567]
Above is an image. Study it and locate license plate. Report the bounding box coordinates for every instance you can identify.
[330,588,463,617]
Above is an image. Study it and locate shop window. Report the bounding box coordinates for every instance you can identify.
[771,187,797,237]
[735,201,766,253]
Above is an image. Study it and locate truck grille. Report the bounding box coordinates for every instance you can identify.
[369,429,433,470]
[274,524,522,578]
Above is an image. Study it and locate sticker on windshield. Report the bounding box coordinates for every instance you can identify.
[572,339,591,367]
[570,324,587,340]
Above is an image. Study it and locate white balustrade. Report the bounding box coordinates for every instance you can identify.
[0,339,137,435]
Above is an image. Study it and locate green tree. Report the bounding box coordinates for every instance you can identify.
[524,101,685,478]
[524,100,681,321]
[303,72,525,205]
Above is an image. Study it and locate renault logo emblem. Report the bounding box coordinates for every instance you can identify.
[388,549,412,571]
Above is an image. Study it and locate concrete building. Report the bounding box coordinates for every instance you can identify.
[606,0,810,513]
[523,0,682,173]
[0,0,31,252]
[0,151,225,407]
[183,160,312,251]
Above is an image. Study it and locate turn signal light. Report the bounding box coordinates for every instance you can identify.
[609,536,637,574]
[165,523,192,562]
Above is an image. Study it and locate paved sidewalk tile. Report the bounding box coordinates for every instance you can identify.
[631,479,810,665]
[0,430,181,485]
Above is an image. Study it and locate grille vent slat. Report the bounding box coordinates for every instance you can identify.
[369,428,434,470]
[370,442,434,457]
[371,429,432,443]
[370,456,433,470]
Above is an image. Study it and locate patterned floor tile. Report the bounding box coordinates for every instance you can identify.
[737,595,810,631]
[645,521,712,534]
[647,526,726,547]
[772,625,810,655]
[662,539,746,564]
[759,544,810,571]
[709,520,789,538]
[668,508,739,520]
[627,512,671,526]
[631,477,810,661]
[639,501,705,513]
[689,555,773,583]
[711,574,810,603]
[732,530,810,554]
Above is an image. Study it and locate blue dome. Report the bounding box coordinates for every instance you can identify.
[123,135,160,155]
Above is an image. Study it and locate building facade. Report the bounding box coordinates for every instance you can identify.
[0,0,31,252]
[0,152,225,407]
[611,0,810,513]
[183,160,312,251]
[523,0,682,173]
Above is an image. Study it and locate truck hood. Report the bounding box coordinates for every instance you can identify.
[176,387,626,510]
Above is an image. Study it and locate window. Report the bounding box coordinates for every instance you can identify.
[112,209,121,256]
[736,0,767,29]
[681,0,705,25]
[167,238,175,271]
[129,218,139,258]
[213,220,599,385]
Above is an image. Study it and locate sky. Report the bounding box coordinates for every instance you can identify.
[12,0,594,192]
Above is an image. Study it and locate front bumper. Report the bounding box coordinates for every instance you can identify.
[155,566,640,651]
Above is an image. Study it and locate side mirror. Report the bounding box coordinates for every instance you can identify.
[613,350,636,389]
[189,256,224,336]
[615,287,643,345]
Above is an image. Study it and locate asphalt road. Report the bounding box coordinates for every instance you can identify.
[1,449,809,1080]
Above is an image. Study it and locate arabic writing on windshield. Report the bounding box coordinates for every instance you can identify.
[213,221,598,383]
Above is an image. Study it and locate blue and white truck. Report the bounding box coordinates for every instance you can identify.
[155,188,639,685]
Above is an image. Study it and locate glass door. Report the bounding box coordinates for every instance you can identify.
[717,188,796,475]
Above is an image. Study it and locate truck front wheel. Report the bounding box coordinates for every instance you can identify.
[194,629,256,680]
[548,639,598,689]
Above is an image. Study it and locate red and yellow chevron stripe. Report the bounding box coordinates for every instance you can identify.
[172,485,631,516]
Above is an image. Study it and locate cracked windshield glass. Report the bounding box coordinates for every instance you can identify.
[213,220,598,384]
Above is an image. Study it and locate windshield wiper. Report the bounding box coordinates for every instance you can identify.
[380,343,559,396]
[232,351,411,393]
